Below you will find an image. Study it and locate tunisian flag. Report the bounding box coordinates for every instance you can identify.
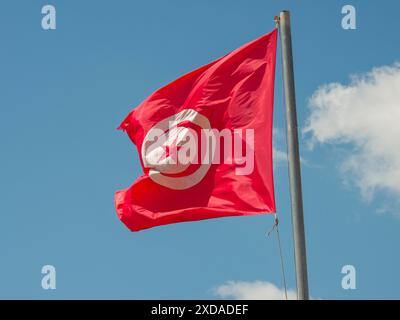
[116,29,277,231]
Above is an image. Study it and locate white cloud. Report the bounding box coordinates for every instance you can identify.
[213,280,297,300]
[273,128,287,165]
[273,147,287,164]
[304,63,400,202]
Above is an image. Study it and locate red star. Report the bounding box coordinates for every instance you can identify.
[158,137,183,163]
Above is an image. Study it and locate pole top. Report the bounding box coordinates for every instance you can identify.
[275,11,291,27]
[279,10,291,27]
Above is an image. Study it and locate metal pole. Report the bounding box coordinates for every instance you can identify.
[278,10,309,300]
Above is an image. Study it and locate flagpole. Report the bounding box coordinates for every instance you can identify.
[277,10,310,300]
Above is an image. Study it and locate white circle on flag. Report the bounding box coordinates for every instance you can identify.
[141,109,211,190]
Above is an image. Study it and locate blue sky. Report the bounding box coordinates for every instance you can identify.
[0,0,399,299]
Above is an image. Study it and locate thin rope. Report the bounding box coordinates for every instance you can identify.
[275,216,288,300]
[267,214,288,300]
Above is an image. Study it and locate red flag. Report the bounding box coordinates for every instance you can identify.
[116,29,277,231]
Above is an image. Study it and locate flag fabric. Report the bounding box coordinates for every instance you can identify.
[115,29,278,231]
